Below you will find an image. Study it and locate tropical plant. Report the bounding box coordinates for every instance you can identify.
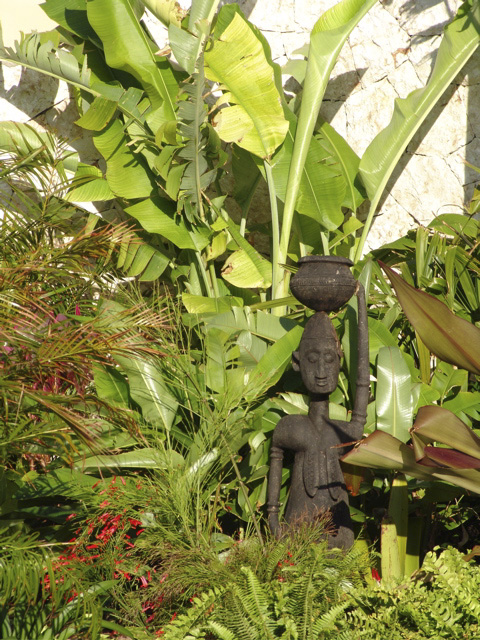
[342,242,480,577]
[162,530,370,639]
[1,0,479,308]
[337,547,480,639]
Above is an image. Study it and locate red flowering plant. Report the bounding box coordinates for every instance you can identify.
[44,473,174,636]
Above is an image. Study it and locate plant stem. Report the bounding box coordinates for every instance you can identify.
[354,198,379,262]
[209,262,220,298]
[196,251,214,297]
[264,161,280,304]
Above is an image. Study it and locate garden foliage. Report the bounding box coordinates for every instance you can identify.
[0,0,480,637]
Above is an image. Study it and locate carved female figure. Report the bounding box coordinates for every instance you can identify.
[267,283,369,549]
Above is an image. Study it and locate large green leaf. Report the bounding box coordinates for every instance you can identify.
[220,216,272,289]
[376,347,414,443]
[381,261,480,375]
[125,197,210,250]
[168,0,219,73]
[87,0,178,120]
[246,325,303,399]
[140,0,185,27]
[275,0,377,298]
[41,0,102,45]
[356,0,480,259]
[270,109,345,229]
[114,355,178,429]
[64,163,115,201]
[116,232,170,280]
[317,119,364,211]
[76,448,184,470]
[93,119,156,198]
[204,5,288,158]
[93,364,129,407]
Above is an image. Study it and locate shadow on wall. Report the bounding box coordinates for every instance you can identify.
[375,0,480,219]
[218,0,258,17]
[383,0,456,27]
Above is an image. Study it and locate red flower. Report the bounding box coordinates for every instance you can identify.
[371,568,381,582]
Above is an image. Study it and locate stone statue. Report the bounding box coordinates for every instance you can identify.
[267,257,369,549]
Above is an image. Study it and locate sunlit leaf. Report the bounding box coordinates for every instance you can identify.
[376,346,414,443]
[87,0,178,119]
[204,5,288,158]
[125,197,210,250]
[93,120,156,198]
[76,448,184,469]
[140,0,185,27]
[114,355,178,430]
[246,325,303,398]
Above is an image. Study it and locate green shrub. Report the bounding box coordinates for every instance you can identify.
[340,547,480,640]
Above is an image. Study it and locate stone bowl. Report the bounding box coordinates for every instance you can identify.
[290,256,356,312]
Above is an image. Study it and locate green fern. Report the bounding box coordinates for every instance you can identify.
[338,547,480,639]
[161,587,223,639]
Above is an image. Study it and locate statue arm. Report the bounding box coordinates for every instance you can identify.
[267,444,284,538]
[351,282,369,438]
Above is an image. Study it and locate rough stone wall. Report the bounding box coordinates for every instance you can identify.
[1,0,479,250]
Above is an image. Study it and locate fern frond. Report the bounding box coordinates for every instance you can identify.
[207,620,236,640]
[233,567,277,639]
[162,587,223,639]
[311,601,350,635]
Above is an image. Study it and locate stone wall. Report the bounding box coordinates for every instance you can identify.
[1,0,479,250]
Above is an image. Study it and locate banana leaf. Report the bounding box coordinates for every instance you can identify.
[168,0,219,73]
[93,119,156,199]
[140,0,185,27]
[270,109,346,229]
[125,197,211,250]
[246,325,303,400]
[87,0,178,121]
[114,355,178,430]
[75,448,184,470]
[204,4,288,159]
[376,346,414,443]
[41,0,102,45]
[276,0,377,298]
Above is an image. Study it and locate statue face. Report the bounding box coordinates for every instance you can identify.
[296,339,340,395]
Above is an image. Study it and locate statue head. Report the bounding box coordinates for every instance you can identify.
[292,312,342,395]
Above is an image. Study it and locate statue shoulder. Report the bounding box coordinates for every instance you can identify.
[272,414,312,450]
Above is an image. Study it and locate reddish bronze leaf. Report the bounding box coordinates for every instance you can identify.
[380,261,480,375]
[412,405,480,459]
[422,446,480,469]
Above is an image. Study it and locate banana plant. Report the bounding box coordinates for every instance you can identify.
[2,0,478,308]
